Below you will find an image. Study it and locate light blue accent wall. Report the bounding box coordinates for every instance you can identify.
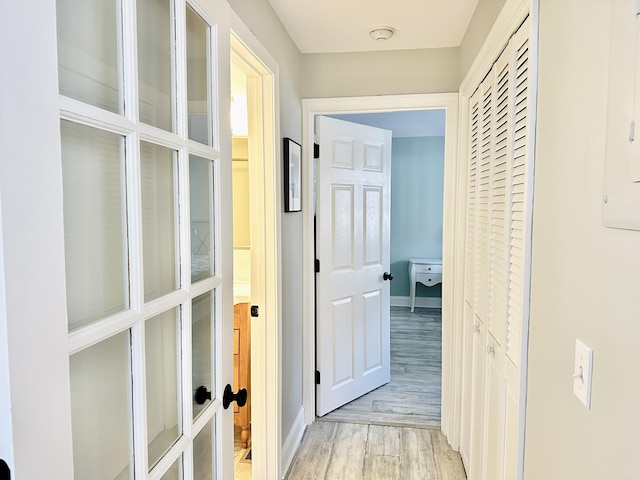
[390,136,444,298]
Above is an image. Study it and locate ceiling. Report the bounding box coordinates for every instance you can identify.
[267,0,480,54]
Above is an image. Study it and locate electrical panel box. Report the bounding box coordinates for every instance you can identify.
[602,1,640,230]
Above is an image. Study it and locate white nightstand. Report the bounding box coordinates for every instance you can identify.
[408,259,442,312]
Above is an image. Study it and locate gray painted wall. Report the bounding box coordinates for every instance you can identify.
[390,137,444,299]
[458,0,507,80]
[301,48,460,98]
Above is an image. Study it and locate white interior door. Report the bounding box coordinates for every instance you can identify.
[315,116,392,417]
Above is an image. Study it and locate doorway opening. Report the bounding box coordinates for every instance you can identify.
[230,23,281,479]
[315,110,446,428]
[301,94,462,439]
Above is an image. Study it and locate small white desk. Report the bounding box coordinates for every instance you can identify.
[408,259,442,312]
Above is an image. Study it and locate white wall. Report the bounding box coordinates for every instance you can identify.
[524,0,640,477]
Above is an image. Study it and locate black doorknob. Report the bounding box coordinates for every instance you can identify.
[383,272,394,281]
[223,384,248,409]
[194,385,212,405]
[0,459,9,480]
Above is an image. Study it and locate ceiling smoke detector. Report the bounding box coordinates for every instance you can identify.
[369,26,395,41]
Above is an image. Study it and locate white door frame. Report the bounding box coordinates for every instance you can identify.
[230,13,282,480]
[301,94,462,443]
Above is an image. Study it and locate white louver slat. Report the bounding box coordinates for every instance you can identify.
[465,92,481,307]
[488,50,511,347]
[475,78,493,324]
[506,28,530,369]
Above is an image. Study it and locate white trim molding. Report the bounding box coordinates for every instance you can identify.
[230,10,283,480]
[301,93,459,428]
[279,407,306,480]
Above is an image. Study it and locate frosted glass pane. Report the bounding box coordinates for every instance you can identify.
[70,331,132,480]
[192,291,212,419]
[159,457,181,480]
[193,421,214,480]
[56,0,121,113]
[190,155,214,282]
[61,121,128,330]
[146,308,181,469]
[138,0,174,130]
[187,6,211,144]
[141,142,178,302]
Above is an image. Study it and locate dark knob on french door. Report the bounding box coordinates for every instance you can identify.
[223,384,248,409]
[194,385,212,405]
[383,272,394,281]
[0,459,10,480]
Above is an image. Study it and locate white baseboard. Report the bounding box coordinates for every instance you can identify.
[280,407,306,480]
[391,295,442,309]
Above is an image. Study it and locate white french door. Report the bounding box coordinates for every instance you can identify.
[315,116,392,417]
[55,0,234,479]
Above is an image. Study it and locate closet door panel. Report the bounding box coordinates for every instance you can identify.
[460,16,532,479]
[474,76,494,327]
[507,22,531,369]
[488,47,512,348]
[464,93,481,308]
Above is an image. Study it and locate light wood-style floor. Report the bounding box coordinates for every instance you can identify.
[320,306,442,428]
[285,307,466,479]
[285,421,466,480]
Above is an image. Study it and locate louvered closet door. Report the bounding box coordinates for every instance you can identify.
[469,74,494,480]
[483,45,512,480]
[460,16,532,480]
[461,91,481,462]
[504,19,532,480]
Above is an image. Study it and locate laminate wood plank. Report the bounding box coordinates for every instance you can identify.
[285,422,466,480]
[399,428,439,480]
[324,423,369,480]
[363,454,400,479]
[286,421,337,480]
[366,424,400,456]
[432,429,468,480]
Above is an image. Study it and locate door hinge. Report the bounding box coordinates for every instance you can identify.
[315,259,320,273]
[315,370,321,385]
[250,305,259,317]
[314,143,320,159]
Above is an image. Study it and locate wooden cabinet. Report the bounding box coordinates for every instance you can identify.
[233,302,251,448]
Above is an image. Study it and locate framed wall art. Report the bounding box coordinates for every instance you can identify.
[283,137,302,212]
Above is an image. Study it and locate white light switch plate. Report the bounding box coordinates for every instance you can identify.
[573,339,593,409]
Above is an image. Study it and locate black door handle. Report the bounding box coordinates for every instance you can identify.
[223,384,247,409]
[383,272,394,281]
[1,459,10,480]
[194,385,212,405]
